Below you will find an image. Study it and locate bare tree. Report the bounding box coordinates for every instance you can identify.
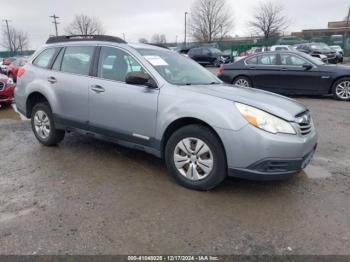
[1,27,29,52]
[151,34,167,44]
[139,38,149,44]
[249,1,288,39]
[189,0,233,42]
[65,14,105,35]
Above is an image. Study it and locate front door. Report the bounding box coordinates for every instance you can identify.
[277,53,323,95]
[89,46,159,146]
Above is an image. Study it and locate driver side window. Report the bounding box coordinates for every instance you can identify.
[98,47,145,82]
[280,54,307,66]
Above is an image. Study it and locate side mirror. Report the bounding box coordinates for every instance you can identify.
[302,63,313,70]
[125,72,157,88]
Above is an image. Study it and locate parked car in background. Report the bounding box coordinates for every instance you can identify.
[270,45,295,51]
[295,43,338,64]
[330,35,344,45]
[187,47,223,67]
[329,45,344,63]
[15,35,317,190]
[1,57,15,74]
[218,51,350,101]
[0,73,16,107]
[277,36,308,45]
[7,57,28,82]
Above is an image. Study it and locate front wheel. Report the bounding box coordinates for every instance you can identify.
[332,78,350,101]
[31,102,65,146]
[165,124,227,190]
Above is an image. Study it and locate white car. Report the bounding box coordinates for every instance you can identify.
[270,45,295,51]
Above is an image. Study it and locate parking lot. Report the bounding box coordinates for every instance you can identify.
[0,65,350,255]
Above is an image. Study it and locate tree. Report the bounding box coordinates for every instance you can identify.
[189,0,233,42]
[139,38,149,44]
[151,34,167,44]
[1,27,29,52]
[249,1,288,39]
[65,14,105,36]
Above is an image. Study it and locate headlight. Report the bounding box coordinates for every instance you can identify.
[7,78,14,85]
[235,102,296,134]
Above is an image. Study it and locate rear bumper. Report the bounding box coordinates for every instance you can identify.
[228,144,317,180]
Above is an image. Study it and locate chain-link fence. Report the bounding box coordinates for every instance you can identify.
[0,50,35,58]
[166,34,350,57]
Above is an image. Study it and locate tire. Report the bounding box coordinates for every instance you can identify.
[332,77,350,101]
[165,124,227,190]
[233,76,252,87]
[31,102,65,146]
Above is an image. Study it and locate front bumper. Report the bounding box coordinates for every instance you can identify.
[216,123,318,181]
[228,144,317,180]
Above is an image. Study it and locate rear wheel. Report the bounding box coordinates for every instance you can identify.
[165,124,227,190]
[233,76,252,87]
[332,78,350,101]
[31,102,65,146]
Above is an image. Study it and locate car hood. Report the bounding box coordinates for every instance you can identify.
[182,84,307,121]
[313,48,335,53]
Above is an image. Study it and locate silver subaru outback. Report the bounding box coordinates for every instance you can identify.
[15,35,318,190]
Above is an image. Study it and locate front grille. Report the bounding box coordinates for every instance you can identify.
[296,112,313,136]
[299,122,312,135]
[0,82,4,91]
[0,95,8,99]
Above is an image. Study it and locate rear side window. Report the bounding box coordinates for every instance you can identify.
[246,56,258,65]
[33,48,58,68]
[257,54,277,65]
[60,46,95,76]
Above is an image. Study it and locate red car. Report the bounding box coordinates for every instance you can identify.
[7,57,28,82]
[0,73,16,107]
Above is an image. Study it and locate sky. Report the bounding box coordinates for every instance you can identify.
[0,0,349,50]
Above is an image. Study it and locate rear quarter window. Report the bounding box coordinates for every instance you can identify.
[33,48,58,68]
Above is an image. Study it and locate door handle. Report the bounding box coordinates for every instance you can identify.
[91,85,105,93]
[48,76,57,84]
[248,67,256,70]
[281,68,288,71]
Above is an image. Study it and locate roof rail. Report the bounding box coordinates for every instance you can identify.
[46,35,127,44]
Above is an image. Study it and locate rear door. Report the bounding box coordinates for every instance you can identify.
[277,53,323,95]
[246,53,281,92]
[48,45,95,126]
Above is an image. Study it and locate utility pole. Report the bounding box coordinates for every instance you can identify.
[50,14,60,36]
[344,6,350,49]
[3,19,12,51]
[184,12,188,47]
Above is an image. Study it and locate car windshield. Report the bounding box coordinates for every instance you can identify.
[137,48,221,85]
[310,43,329,49]
[300,53,326,65]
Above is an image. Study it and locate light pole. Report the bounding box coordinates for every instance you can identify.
[184,11,188,47]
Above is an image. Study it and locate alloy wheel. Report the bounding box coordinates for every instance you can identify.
[34,110,51,140]
[173,137,214,181]
[336,81,350,100]
[235,78,250,87]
